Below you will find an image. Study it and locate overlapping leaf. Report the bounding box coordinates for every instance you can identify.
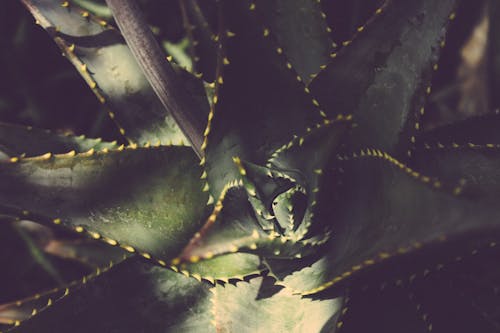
[21,0,209,146]
[181,0,219,82]
[411,115,500,199]
[0,146,207,263]
[309,0,457,154]
[0,222,87,305]
[254,0,334,82]
[268,156,500,294]
[0,122,117,157]
[204,0,324,197]
[340,237,500,332]
[177,187,316,265]
[10,259,341,333]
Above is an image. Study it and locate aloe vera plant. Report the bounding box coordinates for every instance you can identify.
[1,0,500,331]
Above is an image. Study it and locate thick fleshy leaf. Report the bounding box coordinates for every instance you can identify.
[269,154,500,294]
[320,0,385,45]
[10,259,214,333]
[178,187,316,265]
[0,122,117,157]
[182,0,218,82]
[0,146,207,263]
[415,113,500,146]
[0,259,118,328]
[0,222,88,304]
[339,237,500,332]
[240,160,294,207]
[42,239,128,268]
[179,252,263,283]
[271,184,307,234]
[268,118,351,239]
[339,284,428,333]
[210,276,342,333]
[340,237,500,333]
[0,287,70,328]
[12,220,127,268]
[411,115,500,197]
[10,259,342,333]
[309,0,457,154]
[412,146,500,199]
[21,0,209,146]
[71,0,112,18]
[238,160,295,231]
[405,251,500,332]
[204,0,324,197]
[254,0,334,83]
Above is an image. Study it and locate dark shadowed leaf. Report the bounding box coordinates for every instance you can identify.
[204,0,324,197]
[269,155,500,294]
[21,0,209,146]
[10,259,214,333]
[254,0,334,83]
[415,113,500,145]
[0,122,117,157]
[310,0,457,154]
[412,146,500,199]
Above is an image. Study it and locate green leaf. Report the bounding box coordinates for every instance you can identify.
[0,122,117,157]
[0,285,69,328]
[412,244,500,332]
[339,238,500,332]
[177,187,316,265]
[254,0,334,83]
[271,184,307,235]
[0,146,207,264]
[330,234,500,333]
[0,259,116,328]
[10,259,214,333]
[42,238,128,268]
[204,0,324,197]
[270,154,500,294]
[182,0,218,82]
[338,283,430,333]
[71,0,112,18]
[412,145,500,199]
[10,220,128,269]
[21,0,209,146]
[415,113,500,146]
[238,160,295,231]
[10,259,341,333]
[267,118,351,239]
[0,222,88,304]
[211,276,342,333]
[309,0,457,154]
[320,0,385,45]
[178,252,263,283]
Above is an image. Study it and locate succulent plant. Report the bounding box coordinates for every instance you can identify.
[1,0,500,331]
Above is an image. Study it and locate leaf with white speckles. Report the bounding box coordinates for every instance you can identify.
[0,146,207,263]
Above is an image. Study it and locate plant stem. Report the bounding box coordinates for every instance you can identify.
[105,0,204,158]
